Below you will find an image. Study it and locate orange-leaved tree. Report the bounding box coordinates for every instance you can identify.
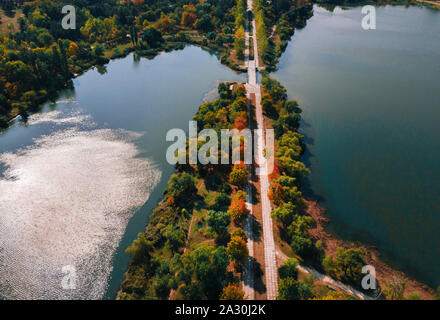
[226,235,248,266]
[229,161,248,189]
[268,182,285,206]
[220,283,245,300]
[228,198,249,224]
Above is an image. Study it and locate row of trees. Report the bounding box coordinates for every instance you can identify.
[233,0,247,60]
[121,83,253,299]
[252,0,313,70]
[263,76,372,295]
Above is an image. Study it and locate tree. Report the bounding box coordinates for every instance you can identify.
[230,162,248,188]
[277,157,310,179]
[228,198,249,224]
[435,285,440,300]
[233,190,247,201]
[142,27,164,48]
[383,276,406,300]
[68,42,79,56]
[178,245,230,299]
[334,248,365,283]
[211,193,231,211]
[322,248,366,284]
[181,11,197,27]
[231,228,248,242]
[220,284,245,300]
[196,14,214,32]
[271,202,297,227]
[234,116,247,130]
[125,232,154,265]
[268,182,285,206]
[93,44,104,57]
[167,172,197,206]
[290,235,314,257]
[277,277,300,300]
[226,236,248,266]
[278,258,299,280]
[164,225,186,252]
[153,260,178,299]
[206,210,230,237]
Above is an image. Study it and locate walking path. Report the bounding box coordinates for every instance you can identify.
[243,0,278,300]
[276,251,374,300]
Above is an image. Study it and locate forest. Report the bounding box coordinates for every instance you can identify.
[0,0,312,128]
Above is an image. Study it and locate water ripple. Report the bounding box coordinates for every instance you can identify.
[0,113,161,300]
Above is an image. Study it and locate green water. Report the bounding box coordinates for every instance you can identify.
[273,5,440,288]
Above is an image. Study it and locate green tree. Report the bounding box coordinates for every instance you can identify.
[167,172,197,206]
[278,258,299,280]
[277,277,300,300]
[178,245,230,299]
[271,202,296,227]
[206,210,230,237]
[142,27,164,48]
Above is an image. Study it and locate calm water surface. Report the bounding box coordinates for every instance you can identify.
[273,5,440,288]
[0,46,244,299]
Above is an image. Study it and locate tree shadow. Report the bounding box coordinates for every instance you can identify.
[250,215,262,242]
[251,257,266,295]
[249,183,259,205]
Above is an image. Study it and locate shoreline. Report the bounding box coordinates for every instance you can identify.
[305,199,435,299]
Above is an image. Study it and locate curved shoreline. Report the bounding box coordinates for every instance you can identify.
[304,199,435,299]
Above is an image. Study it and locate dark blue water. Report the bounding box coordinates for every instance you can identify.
[273,5,440,288]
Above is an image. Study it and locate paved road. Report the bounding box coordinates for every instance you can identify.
[244,0,278,300]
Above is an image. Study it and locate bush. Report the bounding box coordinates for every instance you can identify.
[278,258,299,280]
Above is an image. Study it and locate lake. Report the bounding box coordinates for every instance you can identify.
[0,46,244,299]
[272,5,440,288]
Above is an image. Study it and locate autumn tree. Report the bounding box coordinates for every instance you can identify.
[228,198,249,224]
[130,0,144,6]
[231,228,248,242]
[230,162,248,189]
[226,236,248,266]
[220,283,245,300]
[68,42,79,57]
[233,190,247,202]
[181,11,197,27]
[268,182,285,206]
